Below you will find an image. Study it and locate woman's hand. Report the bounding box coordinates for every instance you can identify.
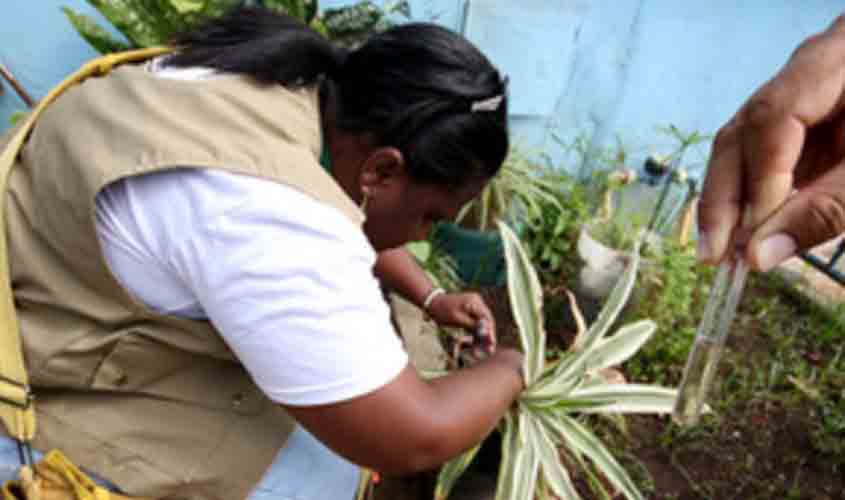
[426,291,497,355]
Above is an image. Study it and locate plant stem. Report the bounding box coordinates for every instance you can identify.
[0,63,35,108]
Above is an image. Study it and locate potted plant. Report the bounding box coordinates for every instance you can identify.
[577,126,709,303]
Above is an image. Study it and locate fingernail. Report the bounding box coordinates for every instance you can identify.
[756,233,797,271]
[696,233,713,263]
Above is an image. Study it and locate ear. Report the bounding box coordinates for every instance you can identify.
[359,147,406,194]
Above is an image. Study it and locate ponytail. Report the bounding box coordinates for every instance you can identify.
[166,7,509,190]
[166,7,346,86]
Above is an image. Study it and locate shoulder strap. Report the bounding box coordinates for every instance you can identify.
[0,47,172,442]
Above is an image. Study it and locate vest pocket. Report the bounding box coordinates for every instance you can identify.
[90,331,267,415]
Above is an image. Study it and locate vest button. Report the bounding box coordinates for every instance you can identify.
[231,393,245,408]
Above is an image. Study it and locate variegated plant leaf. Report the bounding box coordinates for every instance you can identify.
[499,221,546,385]
[495,410,540,500]
[494,412,518,499]
[571,237,642,352]
[550,415,645,500]
[567,384,678,414]
[565,288,587,337]
[583,320,656,372]
[434,444,482,500]
[520,355,585,405]
[524,410,581,500]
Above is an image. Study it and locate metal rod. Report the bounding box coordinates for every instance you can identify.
[830,238,845,267]
[799,252,845,287]
[0,63,35,108]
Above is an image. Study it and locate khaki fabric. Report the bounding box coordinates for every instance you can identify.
[2,62,363,499]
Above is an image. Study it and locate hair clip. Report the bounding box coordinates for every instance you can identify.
[471,94,504,113]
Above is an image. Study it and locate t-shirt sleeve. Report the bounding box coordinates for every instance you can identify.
[171,177,409,407]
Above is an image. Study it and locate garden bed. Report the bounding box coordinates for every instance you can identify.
[464,259,845,500]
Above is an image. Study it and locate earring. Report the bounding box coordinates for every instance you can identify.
[360,191,370,212]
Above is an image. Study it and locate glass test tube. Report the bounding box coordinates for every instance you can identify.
[672,258,749,426]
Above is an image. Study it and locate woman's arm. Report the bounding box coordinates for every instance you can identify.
[283,349,523,475]
[374,247,436,307]
[374,248,497,350]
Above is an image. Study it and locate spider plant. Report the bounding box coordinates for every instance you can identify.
[455,145,561,232]
[435,222,681,500]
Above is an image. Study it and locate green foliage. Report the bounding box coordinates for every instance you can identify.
[587,211,648,254]
[456,145,563,233]
[63,0,410,53]
[406,240,463,292]
[263,0,318,23]
[8,112,27,126]
[436,224,678,500]
[519,171,590,284]
[321,0,410,47]
[62,6,132,53]
[625,242,713,385]
[62,0,242,51]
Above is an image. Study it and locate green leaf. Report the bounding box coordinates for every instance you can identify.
[525,411,581,500]
[585,320,656,371]
[323,1,382,40]
[571,237,642,352]
[499,221,546,385]
[405,241,431,263]
[479,184,491,231]
[567,384,679,414]
[494,412,518,499]
[521,356,585,404]
[9,112,28,126]
[496,411,540,500]
[549,415,645,500]
[169,0,204,13]
[87,0,171,47]
[263,0,305,19]
[384,0,411,18]
[62,7,132,53]
[434,444,482,500]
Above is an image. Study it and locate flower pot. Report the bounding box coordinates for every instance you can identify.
[575,221,660,303]
[431,223,506,287]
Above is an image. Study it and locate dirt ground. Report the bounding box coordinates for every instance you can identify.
[387,239,845,500]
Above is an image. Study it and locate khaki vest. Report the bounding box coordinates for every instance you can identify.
[2,63,364,499]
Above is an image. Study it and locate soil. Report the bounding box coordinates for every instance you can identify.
[454,273,845,500]
[382,241,845,500]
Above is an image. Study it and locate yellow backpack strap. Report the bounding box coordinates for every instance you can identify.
[0,47,172,446]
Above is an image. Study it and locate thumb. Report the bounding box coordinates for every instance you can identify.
[747,161,845,271]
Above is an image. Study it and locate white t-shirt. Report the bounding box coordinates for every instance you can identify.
[93,61,408,407]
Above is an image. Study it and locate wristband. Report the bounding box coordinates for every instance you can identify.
[422,287,446,311]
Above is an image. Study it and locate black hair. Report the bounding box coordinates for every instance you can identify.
[167,6,509,189]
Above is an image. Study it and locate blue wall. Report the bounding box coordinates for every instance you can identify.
[2,1,843,177]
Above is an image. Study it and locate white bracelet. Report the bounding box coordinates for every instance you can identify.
[422,287,446,311]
